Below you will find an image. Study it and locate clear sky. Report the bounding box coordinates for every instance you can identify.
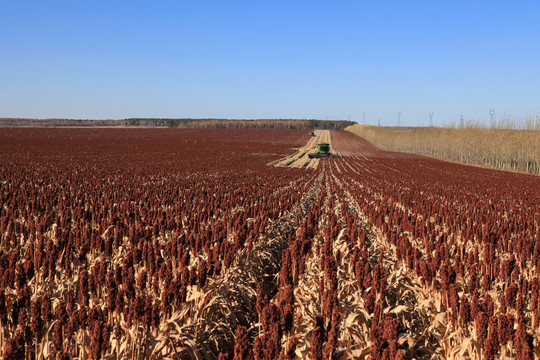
[1,1,539,126]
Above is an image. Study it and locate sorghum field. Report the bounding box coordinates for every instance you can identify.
[0,128,539,359]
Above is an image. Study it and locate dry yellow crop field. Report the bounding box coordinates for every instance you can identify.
[347,124,540,175]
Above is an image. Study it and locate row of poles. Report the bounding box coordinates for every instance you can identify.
[343,110,497,127]
[366,110,497,127]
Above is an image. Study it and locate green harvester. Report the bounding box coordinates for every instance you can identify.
[308,143,337,158]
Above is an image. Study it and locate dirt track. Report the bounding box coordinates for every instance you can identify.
[269,130,333,168]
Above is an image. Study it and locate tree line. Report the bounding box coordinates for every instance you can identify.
[1,118,355,130]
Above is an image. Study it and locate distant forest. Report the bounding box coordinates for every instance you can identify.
[0,118,355,130]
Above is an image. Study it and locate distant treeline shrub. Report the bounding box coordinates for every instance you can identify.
[307,119,355,130]
[347,123,540,175]
[0,118,129,127]
[1,118,355,130]
[128,118,354,129]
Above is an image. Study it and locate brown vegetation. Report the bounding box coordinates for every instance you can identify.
[1,128,539,359]
[347,123,540,175]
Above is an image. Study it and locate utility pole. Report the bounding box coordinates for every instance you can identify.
[460,115,464,128]
[378,117,381,127]
[362,112,365,124]
[397,112,401,127]
[429,112,433,127]
[489,109,495,128]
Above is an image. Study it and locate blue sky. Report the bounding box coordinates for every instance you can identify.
[1,1,539,126]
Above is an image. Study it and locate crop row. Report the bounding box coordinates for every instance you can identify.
[1,128,538,359]
[0,128,315,359]
[328,130,540,359]
[229,130,539,359]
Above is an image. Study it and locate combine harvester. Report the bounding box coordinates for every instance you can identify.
[308,143,339,158]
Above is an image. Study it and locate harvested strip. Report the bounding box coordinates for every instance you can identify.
[270,130,333,169]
